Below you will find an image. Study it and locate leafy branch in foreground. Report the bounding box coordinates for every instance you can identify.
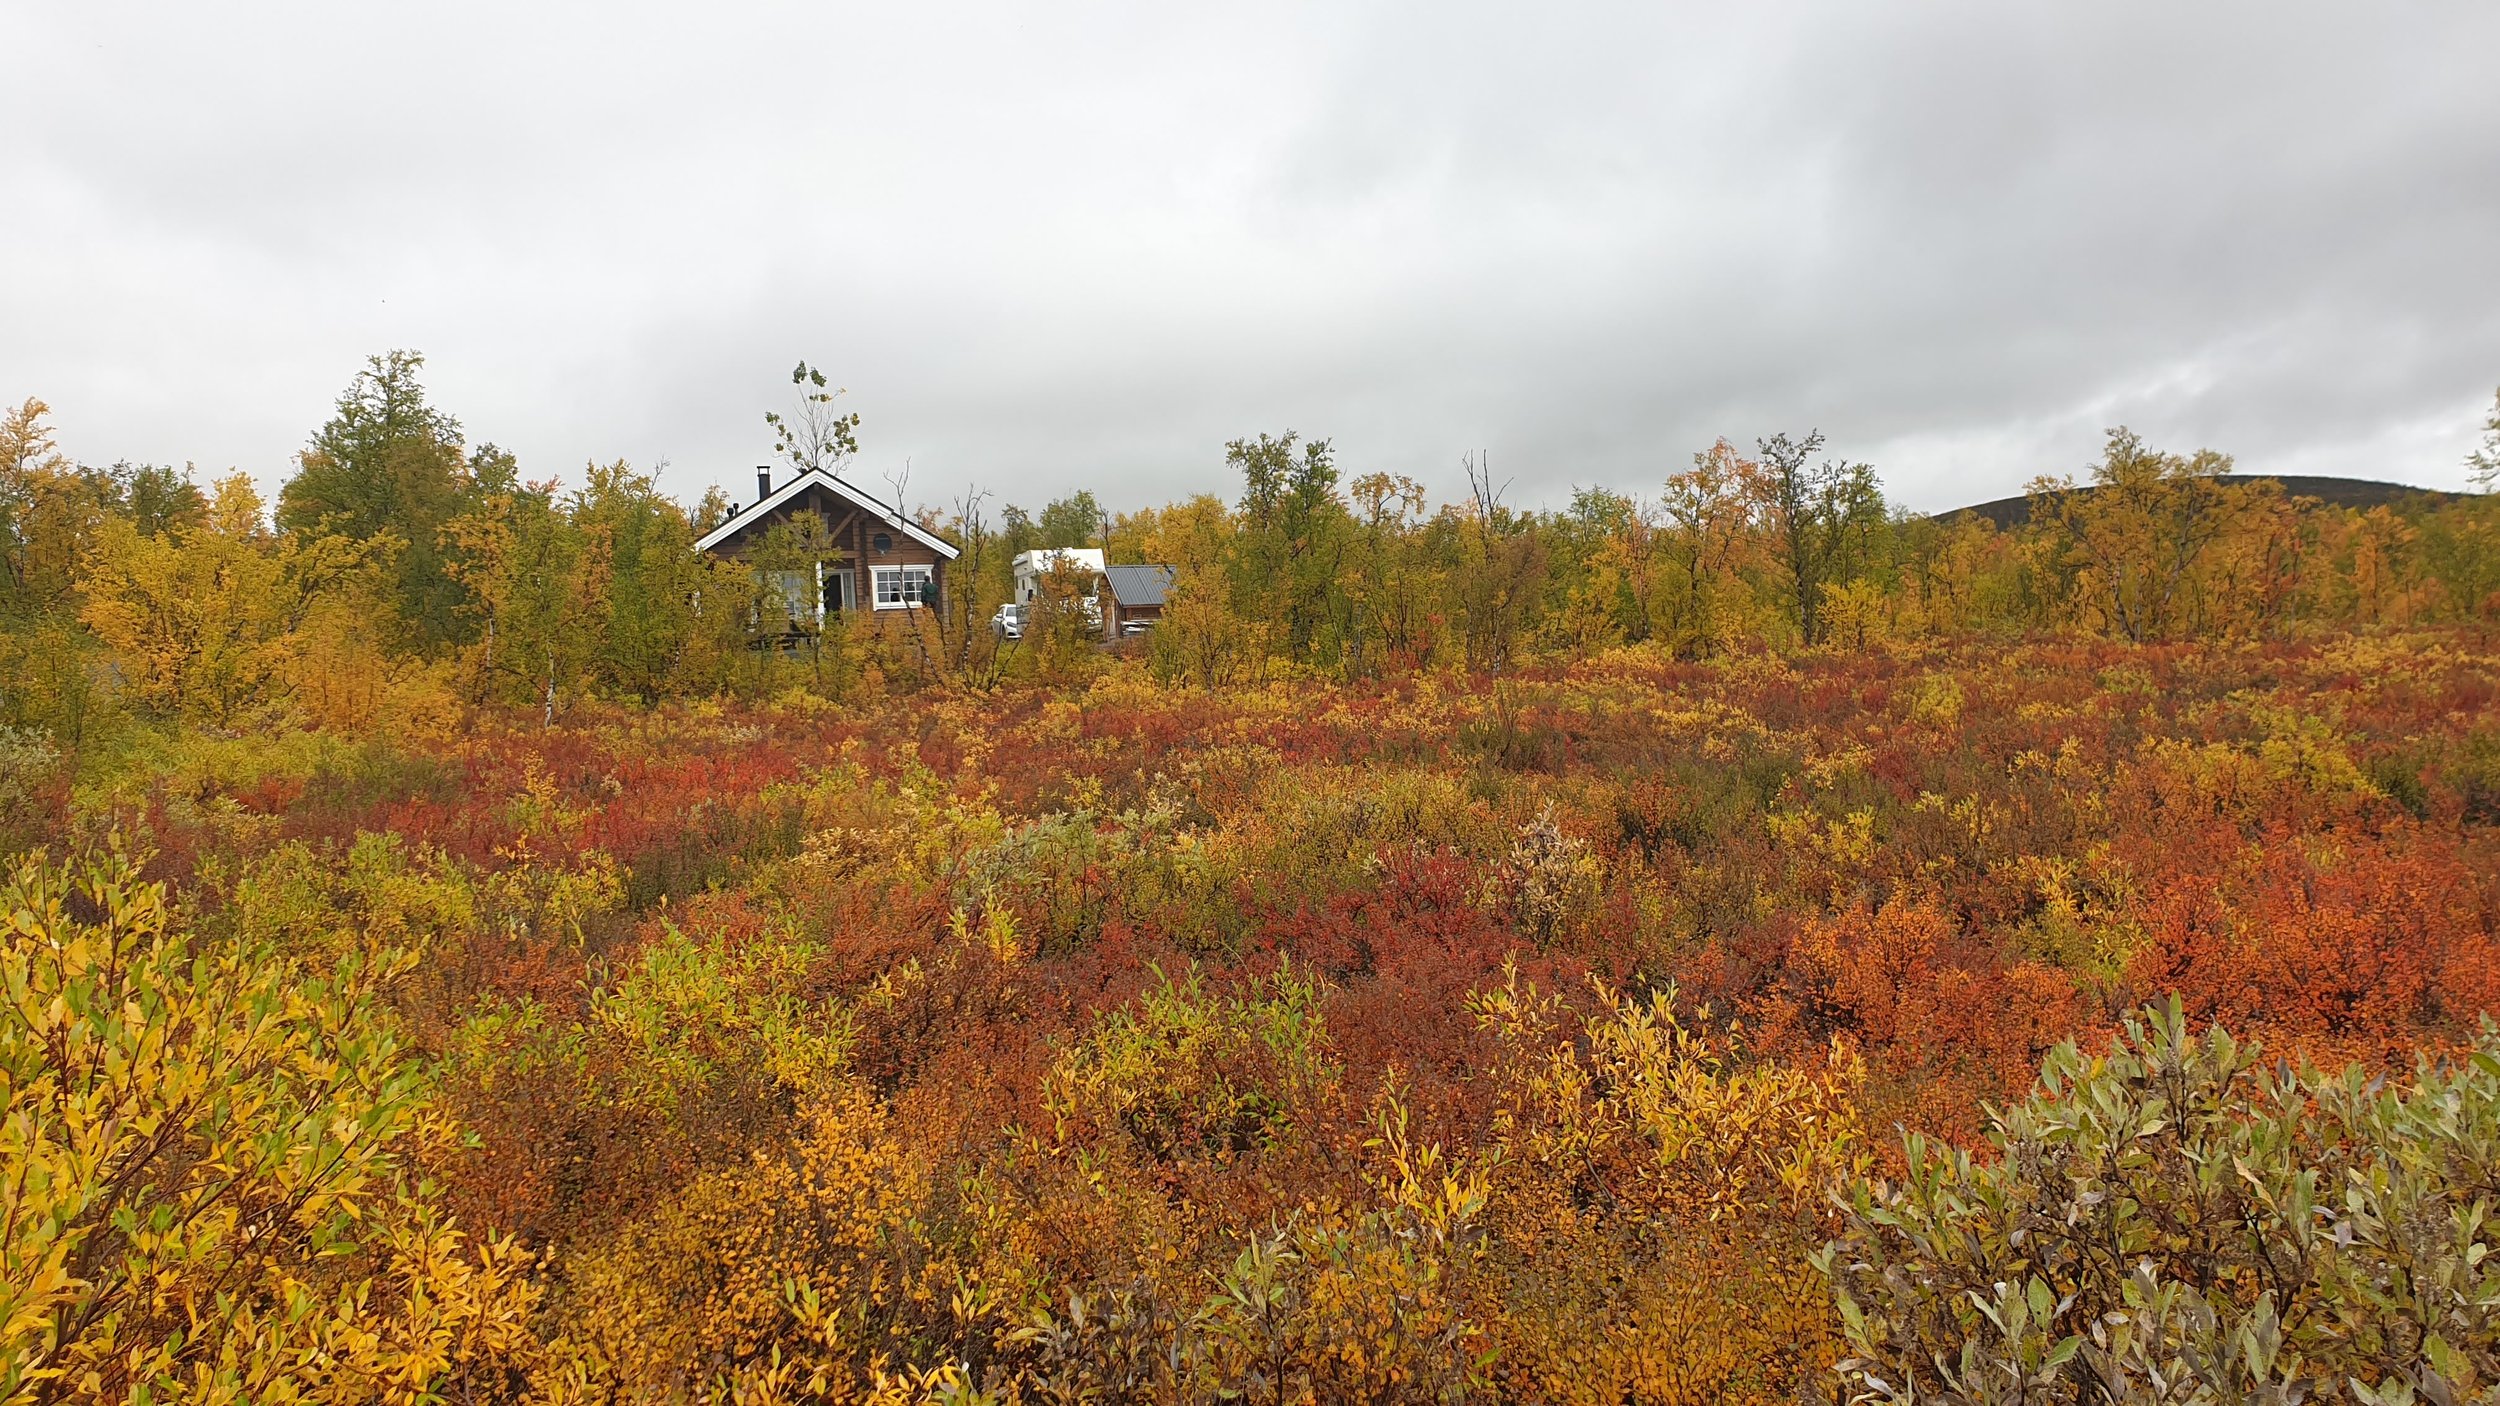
[0,847,538,1404]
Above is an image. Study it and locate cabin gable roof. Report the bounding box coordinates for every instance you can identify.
[695,468,961,560]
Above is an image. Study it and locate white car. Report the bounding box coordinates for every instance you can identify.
[991,602,1028,639]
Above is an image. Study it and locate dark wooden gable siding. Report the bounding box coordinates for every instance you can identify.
[706,482,867,562]
[701,475,949,634]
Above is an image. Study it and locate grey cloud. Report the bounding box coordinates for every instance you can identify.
[4,1,2495,520]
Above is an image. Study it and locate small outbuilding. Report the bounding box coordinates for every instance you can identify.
[1100,564,1175,639]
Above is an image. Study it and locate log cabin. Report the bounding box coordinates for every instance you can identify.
[694,465,958,640]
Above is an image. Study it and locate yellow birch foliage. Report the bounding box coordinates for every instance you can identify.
[286,599,464,740]
[539,1084,967,1405]
[2026,429,2295,641]
[79,475,386,725]
[1466,969,1869,1406]
[0,848,538,1404]
[2,397,103,616]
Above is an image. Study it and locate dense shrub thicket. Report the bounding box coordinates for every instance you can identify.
[5,630,2499,1402]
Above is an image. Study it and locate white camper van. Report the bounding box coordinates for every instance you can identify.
[1009,548,1105,630]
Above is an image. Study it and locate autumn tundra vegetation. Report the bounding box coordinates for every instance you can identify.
[5,357,2500,1403]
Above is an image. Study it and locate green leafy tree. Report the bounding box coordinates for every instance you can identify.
[2418,492,2500,621]
[442,476,589,719]
[110,462,205,539]
[1038,490,1106,550]
[746,510,857,697]
[1544,484,1644,654]
[1754,429,1882,646]
[278,350,475,650]
[1441,457,1548,676]
[938,485,1008,679]
[998,503,1039,561]
[1230,430,1347,662]
[572,460,702,702]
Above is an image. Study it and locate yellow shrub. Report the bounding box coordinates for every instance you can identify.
[1043,964,1334,1169]
[542,1085,968,1404]
[0,847,537,1403]
[1465,968,1868,1403]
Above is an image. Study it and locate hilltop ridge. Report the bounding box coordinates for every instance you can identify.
[1945,474,2465,531]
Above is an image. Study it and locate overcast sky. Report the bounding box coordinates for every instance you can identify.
[7,3,2497,517]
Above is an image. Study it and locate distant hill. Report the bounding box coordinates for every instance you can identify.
[1943,475,2464,532]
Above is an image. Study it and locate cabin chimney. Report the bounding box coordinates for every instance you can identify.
[757,465,772,499]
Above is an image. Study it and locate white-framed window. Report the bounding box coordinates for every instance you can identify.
[872,564,933,610]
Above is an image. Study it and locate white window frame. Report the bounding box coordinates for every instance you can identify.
[872,564,933,610]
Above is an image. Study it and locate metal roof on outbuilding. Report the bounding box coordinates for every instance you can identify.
[1103,564,1176,608]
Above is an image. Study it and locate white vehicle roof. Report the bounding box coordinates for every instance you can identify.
[1011,547,1105,575]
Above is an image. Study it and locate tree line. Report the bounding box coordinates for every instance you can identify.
[5,353,2497,742]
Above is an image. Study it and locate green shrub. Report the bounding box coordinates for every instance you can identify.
[2451,729,2500,826]
[1819,1001,2500,1405]
[1045,964,1334,1166]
